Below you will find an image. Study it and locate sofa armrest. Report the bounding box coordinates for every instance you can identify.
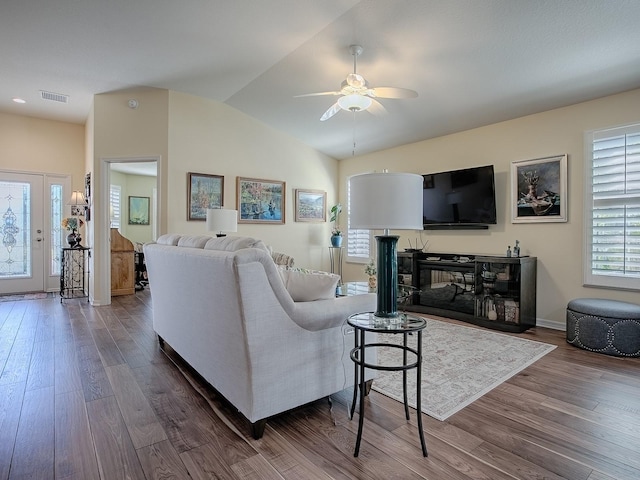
[289,293,376,331]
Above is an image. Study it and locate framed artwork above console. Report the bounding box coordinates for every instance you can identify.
[511,154,567,223]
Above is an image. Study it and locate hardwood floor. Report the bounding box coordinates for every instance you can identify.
[1,290,639,479]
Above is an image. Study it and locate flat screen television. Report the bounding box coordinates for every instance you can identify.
[422,165,497,229]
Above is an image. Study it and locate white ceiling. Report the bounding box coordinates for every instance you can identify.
[2,0,640,160]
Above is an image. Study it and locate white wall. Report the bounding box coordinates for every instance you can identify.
[0,113,84,291]
[167,91,338,268]
[91,87,169,304]
[339,88,640,328]
[0,112,85,187]
[89,88,339,304]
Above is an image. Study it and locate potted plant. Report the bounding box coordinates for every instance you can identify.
[364,258,377,290]
[330,203,342,247]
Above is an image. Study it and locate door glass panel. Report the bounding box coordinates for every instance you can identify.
[0,181,31,278]
[51,184,63,275]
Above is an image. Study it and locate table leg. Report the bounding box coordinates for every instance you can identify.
[354,328,366,457]
[416,330,428,457]
[403,332,410,420]
[349,329,359,420]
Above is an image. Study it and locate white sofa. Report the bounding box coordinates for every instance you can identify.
[144,234,376,438]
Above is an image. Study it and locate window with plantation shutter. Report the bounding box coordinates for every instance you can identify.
[347,176,371,263]
[110,184,121,229]
[584,124,640,290]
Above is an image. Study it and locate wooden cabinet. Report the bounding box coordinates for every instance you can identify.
[404,252,537,332]
[110,228,135,296]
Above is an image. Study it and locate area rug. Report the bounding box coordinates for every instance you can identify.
[371,317,556,421]
[0,292,53,302]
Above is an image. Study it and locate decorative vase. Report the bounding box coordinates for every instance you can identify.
[330,234,343,247]
[368,275,377,290]
[66,231,81,248]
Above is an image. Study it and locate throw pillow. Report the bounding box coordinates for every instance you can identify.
[277,266,339,302]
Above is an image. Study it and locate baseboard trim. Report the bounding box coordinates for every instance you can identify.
[536,317,565,331]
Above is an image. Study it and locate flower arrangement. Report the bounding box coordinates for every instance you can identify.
[61,217,84,232]
[364,258,376,276]
[330,203,342,236]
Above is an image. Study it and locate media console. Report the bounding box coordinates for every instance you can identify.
[398,251,537,332]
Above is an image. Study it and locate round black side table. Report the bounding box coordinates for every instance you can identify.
[347,312,428,457]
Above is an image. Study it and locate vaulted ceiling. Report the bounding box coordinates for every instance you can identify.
[2,0,640,159]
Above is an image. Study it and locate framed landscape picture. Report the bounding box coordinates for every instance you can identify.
[188,172,224,221]
[295,189,326,222]
[237,177,285,224]
[511,154,567,223]
[128,196,150,225]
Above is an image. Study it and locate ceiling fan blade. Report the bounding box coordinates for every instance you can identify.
[368,87,418,99]
[294,91,341,98]
[367,98,387,116]
[320,102,341,121]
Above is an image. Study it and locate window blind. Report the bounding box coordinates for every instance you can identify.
[110,184,121,229]
[589,127,640,282]
[346,176,370,262]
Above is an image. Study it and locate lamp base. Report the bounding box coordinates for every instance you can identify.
[216,233,227,237]
[375,235,399,318]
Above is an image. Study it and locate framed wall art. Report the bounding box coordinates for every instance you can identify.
[294,189,326,222]
[70,205,85,217]
[188,172,224,221]
[128,196,150,225]
[511,154,567,223]
[237,177,285,224]
[84,173,91,221]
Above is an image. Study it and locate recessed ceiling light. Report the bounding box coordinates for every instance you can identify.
[12,98,26,104]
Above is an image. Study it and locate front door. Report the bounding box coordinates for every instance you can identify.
[0,172,45,294]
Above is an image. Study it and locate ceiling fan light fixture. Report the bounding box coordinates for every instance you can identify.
[346,73,366,89]
[338,94,372,112]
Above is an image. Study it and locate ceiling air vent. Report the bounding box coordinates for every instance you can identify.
[40,90,69,104]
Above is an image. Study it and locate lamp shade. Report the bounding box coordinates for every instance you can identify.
[338,94,372,112]
[206,208,238,235]
[350,172,423,230]
[68,190,85,206]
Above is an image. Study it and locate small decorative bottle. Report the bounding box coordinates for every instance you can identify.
[514,240,520,257]
[506,245,512,257]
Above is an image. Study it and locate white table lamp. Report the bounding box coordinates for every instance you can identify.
[68,190,86,216]
[206,208,238,237]
[350,171,423,319]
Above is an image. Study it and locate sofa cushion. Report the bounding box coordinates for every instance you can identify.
[277,267,339,302]
[156,233,182,246]
[177,235,213,248]
[204,236,269,252]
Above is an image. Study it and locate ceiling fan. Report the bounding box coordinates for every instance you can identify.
[296,45,418,121]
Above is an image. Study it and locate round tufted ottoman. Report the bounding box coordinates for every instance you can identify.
[566,298,640,357]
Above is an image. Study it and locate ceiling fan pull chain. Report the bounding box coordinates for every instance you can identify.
[352,111,357,156]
